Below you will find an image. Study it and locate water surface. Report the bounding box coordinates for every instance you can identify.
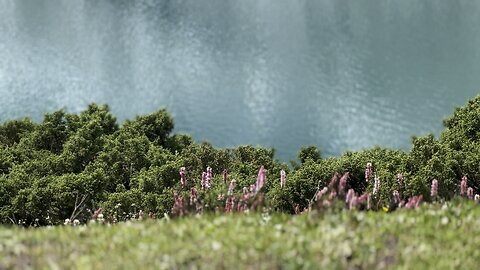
[1,0,480,160]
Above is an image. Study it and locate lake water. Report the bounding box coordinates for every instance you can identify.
[1,0,480,160]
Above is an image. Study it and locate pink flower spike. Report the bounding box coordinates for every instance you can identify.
[228,179,236,195]
[255,166,267,193]
[365,163,373,182]
[431,179,438,198]
[223,169,228,185]
[201,172,207,190]
[206,166,213,188]
[338,172,349,195]
[179,167,187,189]
[349,195,358,210]
[328,173,339,190]
[467,187,474,199]
[373,175,380,195]
[280,170,286,189]
[190,187,197,205]
[461,176,467,196]
[316,187,328,201]
[346,189,355,204]
[329,190,337,200]
[392,190,400,205]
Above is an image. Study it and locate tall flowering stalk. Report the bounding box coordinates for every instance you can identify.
[392,190,400,206]
[206,166,213,188]
[328,173,339,190]
[179,167,187,189]
[190,187,198,205]
[255,166,266,193]
[315,187,329,201]
[228,179,236,195]
[172,191,186,216]
[431,179,438,198]
[365,163,373,182]
[223,169,228,185]
[348,194,358,210]
[338,172,349,195]
[460,176,467,196]
[346,189,355,204]
[280,170,286,189]
[405,195,423,209]
[201,172,207,190]
[357,193,371,210]
[467,187,474,200]
[373,175,380,195]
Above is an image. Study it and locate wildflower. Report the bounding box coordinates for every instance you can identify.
[249,184,256,193]
[280,170,286,189]
[365,163,373,182]
[64,218,71,225]
[228,179,236,195]
[190,187,198,205]
[73,219,80,226]
[467,187,474,199]
[346,189,355,204]
[316,187,329,201]
[230,197,236,211]
[172,191,187,216]
[201,172,207,190]
[138,210,143,221]
[373,175,380,195]
[460,176,467,196]
[179,167,187,189]
[243,186,249,194]
[357,192,370,209]
[328,172,339,190]
[349,194,358,210]
[392,190,400,205]
[338,172,349,195]
[223,169,228,185]
[255,166,267,193]
[206,166,213,188]
[225,197,231,212]
[207,166,213,179]
[405,195,423,209]
[475,194,480,201]
[431,179,438,198]
[329,190,337,200]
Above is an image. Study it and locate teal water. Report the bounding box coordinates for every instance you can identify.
[1,0,479,160]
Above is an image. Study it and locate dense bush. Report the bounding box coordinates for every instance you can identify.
[1,96,480,225]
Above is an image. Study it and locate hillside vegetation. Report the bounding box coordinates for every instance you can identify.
[1,96,480,225]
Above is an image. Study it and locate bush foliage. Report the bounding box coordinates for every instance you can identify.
[1,96,480,225]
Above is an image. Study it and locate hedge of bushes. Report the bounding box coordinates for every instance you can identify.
[1,96,480,225]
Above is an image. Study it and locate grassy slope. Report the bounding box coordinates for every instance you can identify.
[1,202,480,270]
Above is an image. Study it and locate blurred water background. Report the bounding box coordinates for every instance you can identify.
[1,0,480,160]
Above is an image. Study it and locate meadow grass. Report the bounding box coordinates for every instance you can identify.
[1,202,480,270]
